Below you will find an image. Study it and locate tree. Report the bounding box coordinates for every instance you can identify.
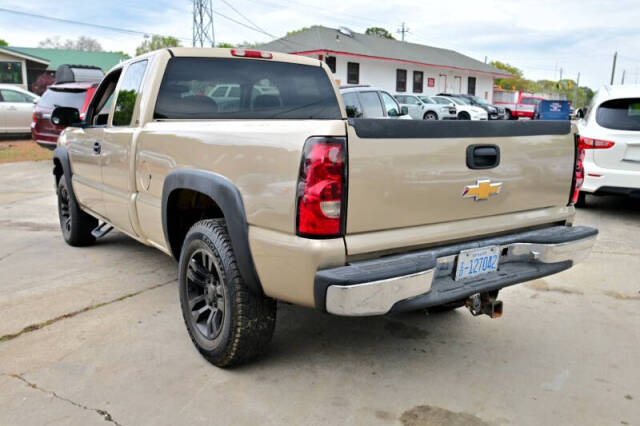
[135,35,181,56]
[365,27,395,40]
[38,36,103,51]
[286,27,309,37]
[0,39,7,47]
[217,42,235,48]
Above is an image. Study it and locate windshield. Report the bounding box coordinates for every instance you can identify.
[446,97,467,106]
[470,96,489,105]
[419,96,433,104]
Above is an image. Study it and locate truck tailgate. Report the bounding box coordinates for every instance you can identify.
[345,119,574,235]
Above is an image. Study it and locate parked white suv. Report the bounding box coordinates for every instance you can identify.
[432,95,488,120]
[576,85,640,205]
[394,94,456,120]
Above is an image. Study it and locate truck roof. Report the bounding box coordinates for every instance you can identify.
[111,47,322,73]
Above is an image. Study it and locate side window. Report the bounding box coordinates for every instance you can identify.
[325,56,336,74]
[395,96,405,103]
[210,86,228,97]
[347,62,359,84]
[113,60,148,126]
[342,92,362,118]
[380,92,400,117]
[413,71,423,93]
[0,89,31,102]
[87,69,122,126]
[396,69,407,92]
[359,91,384,118]
[0,61,23,84]
[405,96,419,105]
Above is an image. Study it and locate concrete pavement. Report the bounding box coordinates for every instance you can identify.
[0,161,638,425]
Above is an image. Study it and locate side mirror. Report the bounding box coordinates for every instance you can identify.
[51,107,81,126]
[401,106,409,116]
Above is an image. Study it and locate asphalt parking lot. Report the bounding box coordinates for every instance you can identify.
[0,160,639,426]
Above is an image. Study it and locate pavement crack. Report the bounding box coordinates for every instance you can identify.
[5,372,123,426]
[0,278,175,343]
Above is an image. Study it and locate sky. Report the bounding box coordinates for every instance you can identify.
[1,0,640,89]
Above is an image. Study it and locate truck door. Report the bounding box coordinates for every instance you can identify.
[65,69,122,216]
[101,59,149,236]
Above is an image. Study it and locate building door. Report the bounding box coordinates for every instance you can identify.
[454,76,462,94]
[438,74,447,92]
[467,77,476,95]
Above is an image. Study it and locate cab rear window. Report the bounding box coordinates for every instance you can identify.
[154,57,341,120]
[596,98,640,131]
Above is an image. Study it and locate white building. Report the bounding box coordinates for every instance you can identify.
[260,26,511,101]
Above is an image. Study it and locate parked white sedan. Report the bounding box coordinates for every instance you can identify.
[394,94,456,120]
[576,84,640,205]
[432,95,488,120]
[0,84,39,134]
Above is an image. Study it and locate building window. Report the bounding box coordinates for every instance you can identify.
[413,71,423,93]
[467,76,476,95]
[347,62,359,84]
[0,61,23,84]
[396,69,407,92]
[326,56,336,74]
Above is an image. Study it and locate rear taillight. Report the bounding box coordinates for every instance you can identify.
[579,136,615,149]
[230,49,273,59]
[571,135,586,204]
[32,112,37,123]
[297,137,346,237]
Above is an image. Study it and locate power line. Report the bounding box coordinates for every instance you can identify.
[0,7,191,42]
[219,0,274,37]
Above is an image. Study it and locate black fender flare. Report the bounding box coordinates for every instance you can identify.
[53,146,74,196]
[161,169,263,295]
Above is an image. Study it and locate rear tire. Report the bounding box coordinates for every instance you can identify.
[575,191,587,208]
[57,178,97,247]
[178,219,276,368]
[458,111,470,120]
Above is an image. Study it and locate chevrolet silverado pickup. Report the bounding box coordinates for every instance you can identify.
[50,48,597,367]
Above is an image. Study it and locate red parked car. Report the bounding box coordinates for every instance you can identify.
[31,81,98,149]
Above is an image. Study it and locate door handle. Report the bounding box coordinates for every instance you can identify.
[7,106,17,111]
[467,144,500,169]
[93,141,101,155]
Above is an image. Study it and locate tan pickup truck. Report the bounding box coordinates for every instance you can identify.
[51,48,597,367]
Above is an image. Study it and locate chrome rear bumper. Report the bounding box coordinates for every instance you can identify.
[317,226,597,316]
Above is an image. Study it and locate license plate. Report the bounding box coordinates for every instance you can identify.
[455,246,500,281]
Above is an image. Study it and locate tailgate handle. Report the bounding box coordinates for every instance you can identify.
[467,144,500,169]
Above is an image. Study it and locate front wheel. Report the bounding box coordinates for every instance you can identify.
[458,111,470,120]
[57,178,97,246]
[179,219,276,367]
[423,111,438,120]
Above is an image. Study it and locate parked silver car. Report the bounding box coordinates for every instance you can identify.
[395,94,456,120]
[340,86,411,119]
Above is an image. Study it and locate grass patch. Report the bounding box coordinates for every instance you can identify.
[0,140,53,164]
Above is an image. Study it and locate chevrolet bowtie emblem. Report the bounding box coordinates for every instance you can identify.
[462,179,502,201]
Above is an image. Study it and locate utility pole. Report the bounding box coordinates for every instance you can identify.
[397,22,409,41]
[559,67,563,82]
[484,56,487,64]
[193,0,215,47]
[610,51,617,85]
[573,72,580,107]
[621,70,626,85]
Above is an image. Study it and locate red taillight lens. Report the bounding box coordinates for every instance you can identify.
[32,112,37,123]
[297,137,346,237]
[571,136,585,204]
[230,49,273,59]
[578,136,615,149]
